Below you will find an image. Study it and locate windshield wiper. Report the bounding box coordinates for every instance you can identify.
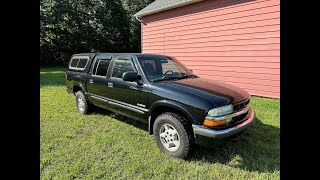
[151,75,198,82]
[151,76,180,82]
[181,74,198,79]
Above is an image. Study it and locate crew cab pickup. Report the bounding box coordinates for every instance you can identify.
[65,53,255,158]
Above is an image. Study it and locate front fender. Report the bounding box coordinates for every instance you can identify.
[149,100,198,124]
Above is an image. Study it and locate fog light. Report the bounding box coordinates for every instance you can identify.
[203,119,227,127]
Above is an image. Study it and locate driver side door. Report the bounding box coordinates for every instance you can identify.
[104,55,149,122]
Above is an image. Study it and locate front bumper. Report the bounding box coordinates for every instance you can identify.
[192,107,255,139]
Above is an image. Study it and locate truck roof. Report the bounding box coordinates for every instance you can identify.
[72,53,168,57]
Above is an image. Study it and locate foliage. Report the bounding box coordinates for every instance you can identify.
[40,0,155,66]
[122,0,155,52]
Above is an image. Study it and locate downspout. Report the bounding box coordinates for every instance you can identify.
[134,15,143,52]
[135,15,142,23]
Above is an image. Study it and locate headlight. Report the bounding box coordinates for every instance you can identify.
[207,105,233,117]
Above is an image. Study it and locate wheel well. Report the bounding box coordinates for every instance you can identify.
[149,106,193,135]
[72,85,82,95]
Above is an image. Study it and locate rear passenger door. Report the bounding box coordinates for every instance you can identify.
[86,55,113,108]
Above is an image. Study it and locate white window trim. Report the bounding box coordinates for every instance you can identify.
[69,56,90,70]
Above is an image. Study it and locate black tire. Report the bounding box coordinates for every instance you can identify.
[75,91,90,115]
[153,112,194,159]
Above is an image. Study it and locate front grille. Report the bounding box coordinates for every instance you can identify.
[231,112,248,124]
[233,99,250,112]
[209,110,249,130]
[206,99,250,130]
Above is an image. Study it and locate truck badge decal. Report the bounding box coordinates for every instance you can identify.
[137,103,146,108]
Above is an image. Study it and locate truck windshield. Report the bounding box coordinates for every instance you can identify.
[137,55,196,82]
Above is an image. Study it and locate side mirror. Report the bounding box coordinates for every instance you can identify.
[122,71,138,82]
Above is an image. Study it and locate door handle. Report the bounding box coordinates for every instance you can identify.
[89,79,93,84]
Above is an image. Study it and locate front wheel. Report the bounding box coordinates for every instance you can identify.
[153,112,194,158]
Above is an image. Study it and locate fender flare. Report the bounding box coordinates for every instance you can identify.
[72,83,89,100]
[72,83,86,93]
[148,100,198,134]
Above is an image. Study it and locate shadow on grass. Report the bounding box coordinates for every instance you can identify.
[188,118,280,173]
[92,106,149,131]
[40,67,66,87]
[90,107,279,173]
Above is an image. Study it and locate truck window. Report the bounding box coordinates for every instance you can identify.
[92,59,111,77]
[111,59,136,78]
[69,56,89,70]
[70,59,79,67]
[77,59,88,68]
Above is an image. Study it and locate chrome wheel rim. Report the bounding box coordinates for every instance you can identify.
[159,124,180,152]
[77,96,85,112]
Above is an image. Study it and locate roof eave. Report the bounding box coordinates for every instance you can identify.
[134,0,204,18]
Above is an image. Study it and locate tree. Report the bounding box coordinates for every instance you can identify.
[40,0,154,66]
[122,0,155,52]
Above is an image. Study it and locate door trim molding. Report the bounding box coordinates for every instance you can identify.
[89,93,149,114]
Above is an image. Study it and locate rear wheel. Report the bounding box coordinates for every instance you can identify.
[153,112,194,158]
[75,91,90,114]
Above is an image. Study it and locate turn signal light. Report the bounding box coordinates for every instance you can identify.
[203,119,227,127]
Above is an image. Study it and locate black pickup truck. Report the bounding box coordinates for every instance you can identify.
[65,53,255,158]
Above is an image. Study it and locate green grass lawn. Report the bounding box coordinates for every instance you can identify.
[40,67,280,179]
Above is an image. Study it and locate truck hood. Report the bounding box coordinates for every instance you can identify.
[164,77,250,106]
